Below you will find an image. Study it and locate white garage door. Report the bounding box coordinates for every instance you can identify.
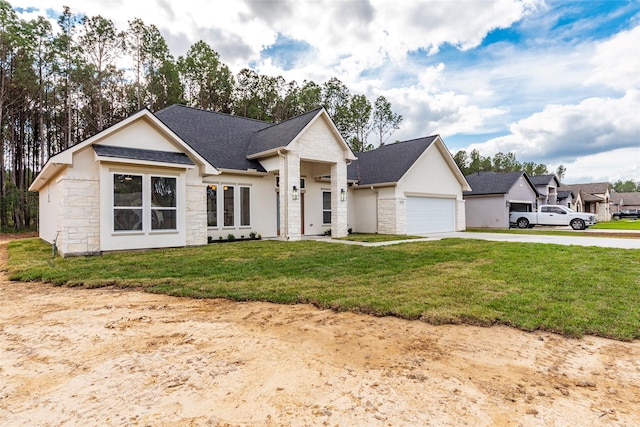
[406,197,455,234]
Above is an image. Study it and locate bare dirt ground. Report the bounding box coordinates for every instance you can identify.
[1,237,639,426]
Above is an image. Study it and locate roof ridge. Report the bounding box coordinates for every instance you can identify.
[160,104,275,125]
[254,107,323,134]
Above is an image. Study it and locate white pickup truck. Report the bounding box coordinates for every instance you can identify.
[510,205,597,230]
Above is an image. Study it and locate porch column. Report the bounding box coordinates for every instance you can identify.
[331,160,348,238]
[279,150,301,240]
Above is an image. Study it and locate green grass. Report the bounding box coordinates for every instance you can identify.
[7,237,640,341]
[591,220,640,230]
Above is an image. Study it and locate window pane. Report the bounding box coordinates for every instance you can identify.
[240,187,250,226]
[207,185,217,227]
[114,175,142,207]
[322,191,331,224]
[152,209,177,230]
[224,185,234,227]
[323,191,331,210]
[151,176,176,207]
[114,208,143,231]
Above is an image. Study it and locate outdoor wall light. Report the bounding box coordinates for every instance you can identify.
[292,185,299,200]
[340,188,346,202]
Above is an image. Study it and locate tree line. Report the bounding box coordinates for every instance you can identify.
[0,1,402,231]
[452,149,560,178]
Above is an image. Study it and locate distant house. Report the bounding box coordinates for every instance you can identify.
[463,171,539,228]
[529,174,560,205]
[29,105,470,256]
[559,182,611,221]
[610,192,640,212]
[556,188,575,209]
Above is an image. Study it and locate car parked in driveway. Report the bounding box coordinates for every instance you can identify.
[509,205,597,230]
[612,209,640,220]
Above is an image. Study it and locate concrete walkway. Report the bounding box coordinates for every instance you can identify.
[318,230,640,250]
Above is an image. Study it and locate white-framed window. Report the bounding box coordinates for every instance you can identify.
[207,185,218,227]
[240,186,251,226]
[224,185,234,227]
[322,191,331,224]
[207,183,251,228]
[113,173,177,232]
[151,176,177,230]
[114,174,143,231]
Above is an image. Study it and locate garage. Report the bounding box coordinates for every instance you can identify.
[406,196,455,234]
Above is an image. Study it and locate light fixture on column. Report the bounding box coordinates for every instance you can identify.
[292,185,299,200]
[340,188,346,202]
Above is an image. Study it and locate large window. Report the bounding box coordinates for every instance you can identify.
[322,191,331,224]
[151,176,177,230]
[224,185,234,227]
[240,186,251,226]
[113,173,177,232]
[113,174,143,231]
[207,185,217,227]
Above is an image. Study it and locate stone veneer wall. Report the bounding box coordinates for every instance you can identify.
[330,161,348,238]
[377,197,406,234]
[185,183,208,246]
[57,176,100,256]
[456,199,466,231]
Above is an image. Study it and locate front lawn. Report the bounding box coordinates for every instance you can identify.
[7,238,640,341]
[591,220,640,230]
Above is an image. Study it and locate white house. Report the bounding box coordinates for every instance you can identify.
[463,171,539,228]
[29,105,469,256]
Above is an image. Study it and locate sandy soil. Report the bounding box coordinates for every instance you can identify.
[1,239,639,426]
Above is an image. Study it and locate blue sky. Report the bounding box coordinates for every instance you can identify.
[14,0,640,184]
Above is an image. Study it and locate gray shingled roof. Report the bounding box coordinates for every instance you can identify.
[464,171,538,196]
[93,144,194,165]
[557,190,574,201]
[611,191,640,206]
[154,105,271,171]
[560,182,610,197]
[247,108,322,156]
[154,105,326,172]
[347,136,438,185]
[529,174,559,186]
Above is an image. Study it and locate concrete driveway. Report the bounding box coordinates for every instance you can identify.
[418,230,640,250]
[323,229,640,249]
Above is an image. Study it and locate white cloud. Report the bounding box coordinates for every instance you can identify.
[586,25,640,91]
[468,89,640,159]
[557,147,640,184]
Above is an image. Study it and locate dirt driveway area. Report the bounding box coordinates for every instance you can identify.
[1,240,639,426]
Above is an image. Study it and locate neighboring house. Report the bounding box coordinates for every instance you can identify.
[347,136,470,234]
[610,192,640,212]
[556,189,575,209]
[559,182,611,221]
[529,174,560,205]
[463,171,539,228]
[29,105,469,256]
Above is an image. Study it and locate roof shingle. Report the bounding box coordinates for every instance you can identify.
[93,144,194,165]
[154,105,271,171]
[347,136,438,185]
[464,171,537,196]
